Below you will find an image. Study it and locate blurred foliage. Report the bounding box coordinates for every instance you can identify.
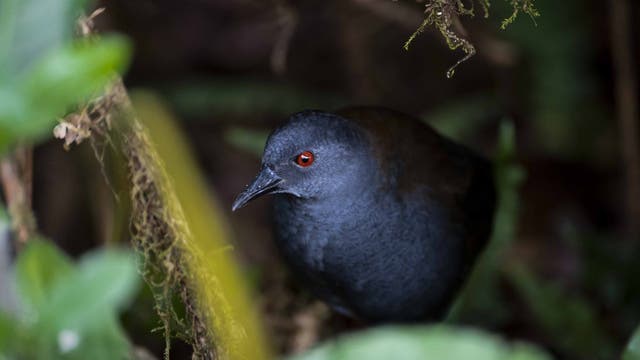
[623,326,640,360]
[0,0,130,154]
[495,0,610,160]
[163,79,346,119]
[507,264,614,358]
[447,121,525,324]
[288,326,550,360]
[424,93,499,139]
[445,121,621,358]
[0,239,139,359]
[0,205,6,223]
[130,91,271,359]
[225,127,270,157]
[0,206,11,319]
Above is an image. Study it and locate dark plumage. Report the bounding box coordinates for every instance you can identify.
[232,107,496,323]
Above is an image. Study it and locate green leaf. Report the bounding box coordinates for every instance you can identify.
[0,312,20,354]
[0,35,131,153]
[11,245,138,358]
[0,0,90,77]
[58,314,131,360]
[22,36,130,108]
[163,78,345,118]
[224,127,269,157]
[623,325,640,360]
[288,326,550,360]
[15,239,74,312]
[447,120,524,324]
[0,203,7,221]
[36,249,139,335]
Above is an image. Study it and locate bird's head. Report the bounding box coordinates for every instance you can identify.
[232,111,373,211]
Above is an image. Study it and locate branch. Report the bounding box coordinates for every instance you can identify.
[610,0,640,240]
[0,151,36,249]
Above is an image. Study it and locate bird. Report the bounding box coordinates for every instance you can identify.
[232,107,496,323]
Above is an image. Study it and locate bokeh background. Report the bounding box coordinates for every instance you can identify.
[25,0,640,358]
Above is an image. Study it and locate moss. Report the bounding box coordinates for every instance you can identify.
[500,0,540,29]
[403,0,539,77]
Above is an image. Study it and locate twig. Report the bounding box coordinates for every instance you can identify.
[0,152,37,249]
[610,0,640,240]
[271,1,298,75]
[0,214,17,312]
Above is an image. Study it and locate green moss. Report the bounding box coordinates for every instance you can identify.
[403,0,539,77]
[501,0,540,29]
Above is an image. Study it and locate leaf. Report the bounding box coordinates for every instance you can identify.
[447,120,524,324]
[0,312,20,354]
[288,326,551,360]
[59,314,131,360]
[14,239,74,312]
[0,36,131,152]
[0,0,90,77]
[163,79,345,117]
[623,325,640,360]
[35,249,139,335]
[12,245,138,358]
[224,127,269,157]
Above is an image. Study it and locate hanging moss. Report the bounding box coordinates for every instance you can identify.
[403,0,539,77]
[500,0,540,29]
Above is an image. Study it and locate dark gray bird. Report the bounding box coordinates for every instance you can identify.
[232,107,495,322]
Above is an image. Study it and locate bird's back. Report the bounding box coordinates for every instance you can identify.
[336,107,496,261]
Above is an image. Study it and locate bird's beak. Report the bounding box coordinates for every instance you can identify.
[232,165,283,211]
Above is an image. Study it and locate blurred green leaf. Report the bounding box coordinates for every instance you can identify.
[0,0,90,77]
[448,120,524,324]
[36,249,139,335]
[224,127,269,157]
[23,36,129,105]
[0,203,6,221]
[0,36,130,153]
[288,326,550,360]
[6,244,139,359]
[424,94,498,141]
[59,315,130,360]
[15,239,74,312]
[164,78,346,118]
[0,312,19,353]
[623,326,640,360]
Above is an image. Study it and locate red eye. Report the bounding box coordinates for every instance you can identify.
[295,151,314,167]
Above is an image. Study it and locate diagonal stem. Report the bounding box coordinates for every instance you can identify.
[610,0,640,240]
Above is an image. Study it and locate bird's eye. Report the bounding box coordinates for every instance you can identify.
[295,151,314,167]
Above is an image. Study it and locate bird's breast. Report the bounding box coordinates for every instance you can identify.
[272,191,466,321]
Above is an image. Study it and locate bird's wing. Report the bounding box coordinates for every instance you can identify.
[336,106,496,258]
